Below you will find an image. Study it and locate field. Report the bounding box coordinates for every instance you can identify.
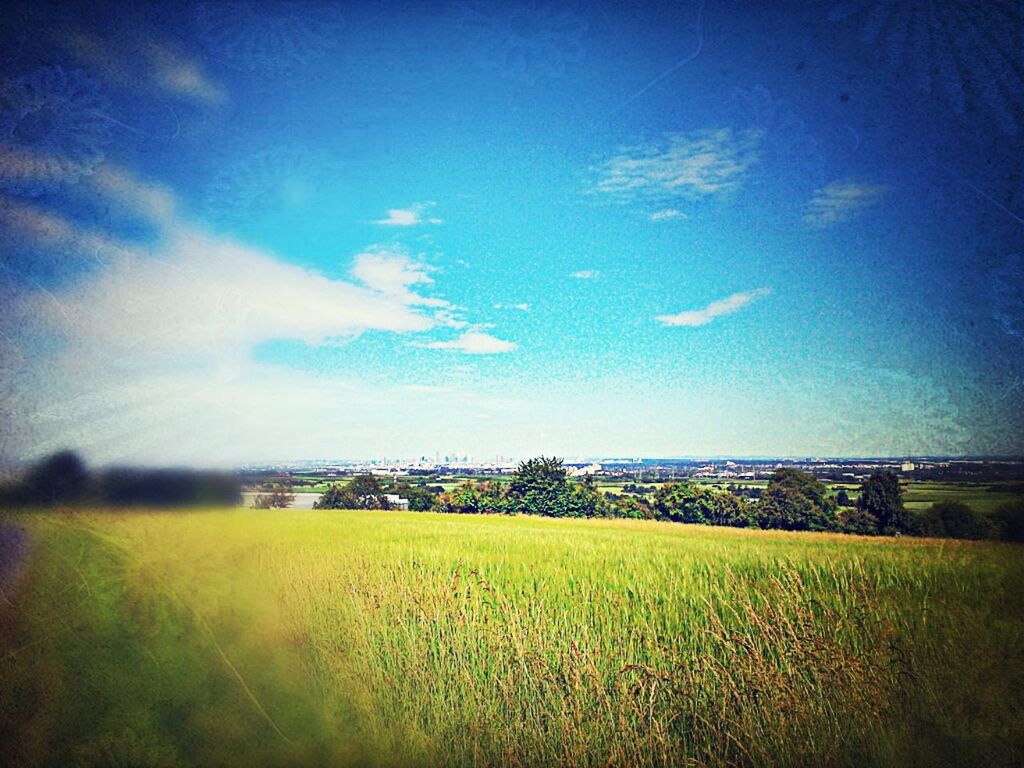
[2,509,1023,767]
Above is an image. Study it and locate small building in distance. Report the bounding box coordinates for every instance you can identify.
[900,460,916,473]
[384,494,410,510]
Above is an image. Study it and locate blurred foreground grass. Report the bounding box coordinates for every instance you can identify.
[1,509,1022,767]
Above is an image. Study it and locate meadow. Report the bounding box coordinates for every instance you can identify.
[2,509,1022,767]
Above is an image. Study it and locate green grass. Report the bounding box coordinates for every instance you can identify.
[2,509,1023,767]
[901,482,1023,515]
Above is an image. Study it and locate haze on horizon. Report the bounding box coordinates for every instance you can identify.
[1,0,1022,468]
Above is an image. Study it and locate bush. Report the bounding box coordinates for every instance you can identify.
[653,483,753,527]
[990,501,1024,542]
[252,485,294,509]
[912,502,993,540]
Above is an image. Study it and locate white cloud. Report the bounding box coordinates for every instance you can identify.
[19,228,438,358]
[804,180,887,227]
[374,202,443,226]
[656,287,771,327]
[417,331,517,354]
[351,246,448,307]
[650,208,686,221]
[494,302,531,312]
[592,129,761,205]
[1,166,514,465]
[572,270,600,279]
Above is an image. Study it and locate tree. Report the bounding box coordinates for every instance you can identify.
[706,492,755,528]
[611,494,653,519]
[509,456,570,516]
[857,472,905,534]
[754,469,837,531]
[562,479,608,518]
[838,505,880,535]
[653,483,752,527]
[386,482,435,511]
[252,484,294,509]
[654,483,711,523]
[835,489,851,507]
[314,484,358,509]
[24,451,89,505]
[315,475,391,510]
[477,480,513,514]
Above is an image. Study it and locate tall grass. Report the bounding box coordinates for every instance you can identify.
[2,509,1022,766]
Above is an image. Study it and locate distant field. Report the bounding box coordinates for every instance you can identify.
[2,509,1022,767]
[900,482,1023,515]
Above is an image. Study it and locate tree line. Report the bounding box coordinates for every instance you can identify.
[315,457,1023,541]
[6,452,1021,542]
[0,451,241,508]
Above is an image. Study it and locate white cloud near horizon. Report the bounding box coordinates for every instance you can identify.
[416,331,518,354]
[572,270,600,279]
[0,165,520,463]
[591,129,761,205]
[804,180,887,227]
[656,287,771,327]
[374,202,443,226]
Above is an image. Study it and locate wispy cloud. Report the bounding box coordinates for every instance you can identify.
[656,287,771,327]
[417,331,517,354]
[591,129,760,206]
[374,202,443,226]
[804,180,887,227]
[650,208,686,221]
[494,302,530,312]
[60,29,226,105]
[572,270,600,279]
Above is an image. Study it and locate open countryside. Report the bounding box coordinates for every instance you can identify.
[2,0,1024,765]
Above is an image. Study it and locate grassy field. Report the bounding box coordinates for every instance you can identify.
[2,509,1022,767]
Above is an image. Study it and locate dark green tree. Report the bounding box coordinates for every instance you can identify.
[509,456,570,516]
[315,475,391,510]
[857,472,905,534]
[24,451,89,505]
[386,482,435,511]
[653,483,752,527]
[754,469,837,531]
[611,494,653,519]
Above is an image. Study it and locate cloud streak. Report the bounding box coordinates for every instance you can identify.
[656,287,771,327]
[374,202,443,226]
[416,331,517,354]
[804,180,887,227]
[591,129,760,206]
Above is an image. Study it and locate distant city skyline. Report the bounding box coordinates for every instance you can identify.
[1,0,1022,467]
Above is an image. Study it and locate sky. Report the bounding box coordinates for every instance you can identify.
[1,0,1023,466]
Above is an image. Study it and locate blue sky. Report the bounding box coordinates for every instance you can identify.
[1,0,1022,465]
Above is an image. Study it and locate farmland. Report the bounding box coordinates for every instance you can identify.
[2,509,1022,767]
